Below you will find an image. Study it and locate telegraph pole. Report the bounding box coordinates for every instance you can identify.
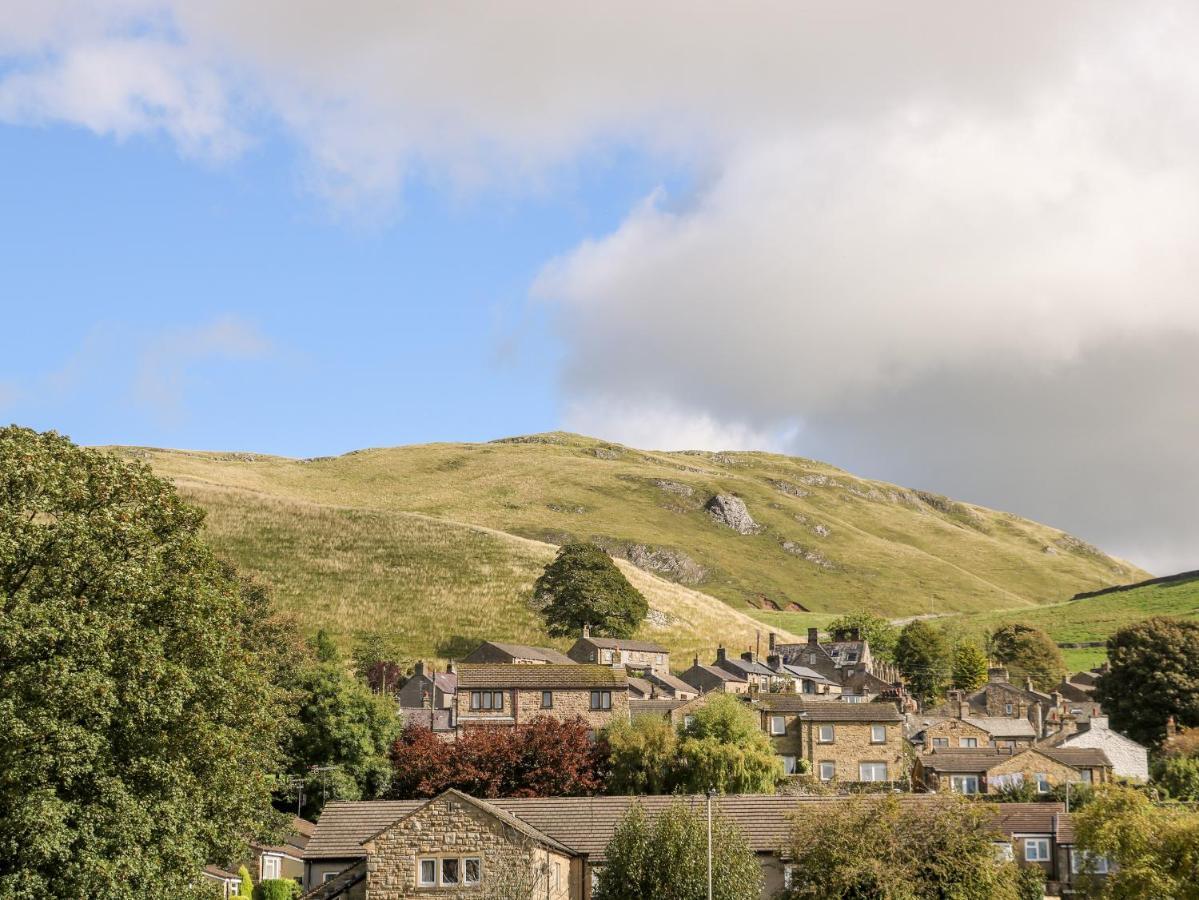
[707,787,715,900]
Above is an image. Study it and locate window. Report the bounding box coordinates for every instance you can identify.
[1035,773,1050,794]
[1024,838,1051,862]
[994,843,1014,863]
[323,872,339,884]
[781,754,798,774]
[591,690,612,710]
[683,714,695,730]
[932,738,949,748]
[464,857,482,885]
[961,737,978,748]
[1079,769,1092,783]
[418,859,437,886]
[541,690,553,709]
[871,724,886,744]
[770,715,786,735]
[601,650,613,663]
[808,653,817,665]
[819,761,836,781]
[950,775,980,794]
[469,691,505,711]
[818,724,835,743]
[844,694,864,703]
[1004,703,1013,715]
[845,652,859,663]
[802,679,814,694]
[859,762,888,782]
[441,858,460,886]
[1071,850,1109,875]
[261,856,280,880]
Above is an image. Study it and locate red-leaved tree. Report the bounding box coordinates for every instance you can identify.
[389,716,606,799]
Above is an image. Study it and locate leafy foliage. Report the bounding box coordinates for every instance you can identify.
[952,642,989,692]
[895,620,951,704]
[1152,755,1199,802]
[252,880,301,900]
[281,634,401,817]
[779,794,1024,899]
[351,632,407,694]
[534,542,648,638]
[1073,784,1199,898]
[675,694,782,794]
[593,800,762,900]
[1094,616,1199,746]
[605,715,679,795]
[988,623,1066,692]
[236,866,253,899]
[828,612,899,661]
[0,427,291,899]
[388,717,606,799]
[1014,865,1045,900]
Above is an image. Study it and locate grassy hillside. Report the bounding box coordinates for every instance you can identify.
[955,572,1199,671]
[176,479,807,664]
[116,433,1142,629]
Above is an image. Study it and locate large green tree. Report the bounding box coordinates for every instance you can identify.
[1072,784,1199,898]
[895,620,951,705]
[534,542,647,638]
[0,427,290,898]
[952,642,990,692]
[988,623,1066,692]
[593,800,761,900]
[827,612,899,661]
[604,714,679,796]
[1094,617,1199,746]
[779,794,1024,899]
[674,694,781,794]
[284,632,401,817]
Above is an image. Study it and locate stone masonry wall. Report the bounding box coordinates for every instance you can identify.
[803,721,906,783]
[985,752,1076,793]
[513,687,629,730]
[365,795,575,899]
[923,718,992,750]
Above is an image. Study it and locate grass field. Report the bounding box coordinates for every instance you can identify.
[180,479,804,664]
[114,432,1142,626]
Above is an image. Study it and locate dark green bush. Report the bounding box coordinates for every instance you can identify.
[253,879,301,900]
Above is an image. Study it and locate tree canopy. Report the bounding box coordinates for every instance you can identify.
[952,642,990,692]
[1094,616,1199,746]
[534,542,647,638]
[827,612,899,661]
[0,427,290,898]
[604,715,679,796]
[988,623,1066,692]
[594,800,761,900]
[894,620,951,704]
[675,694,782,794]
[779,794,1026,899]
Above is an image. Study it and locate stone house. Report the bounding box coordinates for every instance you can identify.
[679,657,749,694]
[643,669,698,699]
[712,647,775,690]
[566,627,670,675]
[993,804,1108,897]
[396,661,456,711]
[1038,715,1148,781]
[768,629,905,703]
[201,817,313,896]
[755,696,906,783]
[302,794,1082,899]
[909,714,1037,751]
[461,642,575,665]
[453,664,628,734]
[914,746,1111,795]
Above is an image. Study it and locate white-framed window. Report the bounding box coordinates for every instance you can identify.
[932,737,949,748]
[441,858,461,886]
[871,724,886,744]
[601,650,613,663]
[541,690,553,708]
[844,694,864,703]
[418,859,437,886]
[783,863,798,888]
[590,690,612,710]
[819,761,835,782]
[808,653,817,665]
[781,754,797,774]
[859,762,888,782]
[1005,703,1013,715]
[1079,769,1092,783]
[1024,838,1051,862]
[683,714,695,729]
[950,775,980,794]
[770,715,786,735]
[464,857,482,885]
[961,737,978,748]
[818,724,835,743]
[261,855,280,880]
[1035,773,1050,794]
[1071,850,1109,875]
[993,842,1014,863]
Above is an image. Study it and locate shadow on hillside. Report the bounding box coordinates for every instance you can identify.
[436,635,482,659]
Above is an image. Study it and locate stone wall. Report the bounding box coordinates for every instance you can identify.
[512,687,629,730]
[985,751,1076,793]
[802,720,906,783]
[364,794,576,899]
[923,718,991,750]
[1061,720,1148,781]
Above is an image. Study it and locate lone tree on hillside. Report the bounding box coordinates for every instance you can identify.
[988,623,1066,692]
[0,427,291,898]
[1094,616,1199,746]
[534,542,647,638]
[594,801,762,900]
[895,620,951,704]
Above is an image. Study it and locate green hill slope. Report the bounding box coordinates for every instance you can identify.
[113,433,1142,641]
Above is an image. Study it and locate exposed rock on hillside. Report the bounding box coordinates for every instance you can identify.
[623,544,707,585]
[653,479,694,497]
[781,541,835,569]
[769,479,810,498]
[706,493,761,534]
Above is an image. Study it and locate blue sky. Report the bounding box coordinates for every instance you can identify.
[0,122,681,455]
[2,3,1197,571]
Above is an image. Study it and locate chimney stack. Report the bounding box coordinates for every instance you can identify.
[850,627,861,642]
[987,666,1008,684]
[767,653,781,670]
[769,632,777,652]
[716,646,727,663]
[446,661,456,675]
[1024,676,1035,692]
[582,624,591,639]
[414,660,426,678]
[807,628,819,645]
[741,651,755,663]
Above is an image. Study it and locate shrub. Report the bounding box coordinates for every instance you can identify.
[1015,864,1045,900]
[253,880,302,900]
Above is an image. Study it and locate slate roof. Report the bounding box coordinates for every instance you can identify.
[1039,747,1112,769]
[962,717,1037,738]
[626,676,654,698]
[683,663,746,683]
[455,664,626,689]
[778,664,837,685]
[717,657,777,678]
[917,748,1021,773]
[578,637,669,653]
[755,696,903,721]
[463,642,576,664]
[307,795,1058,865]
[300,859,365,899]
[646,670,698,696]
[629,698,686,718]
